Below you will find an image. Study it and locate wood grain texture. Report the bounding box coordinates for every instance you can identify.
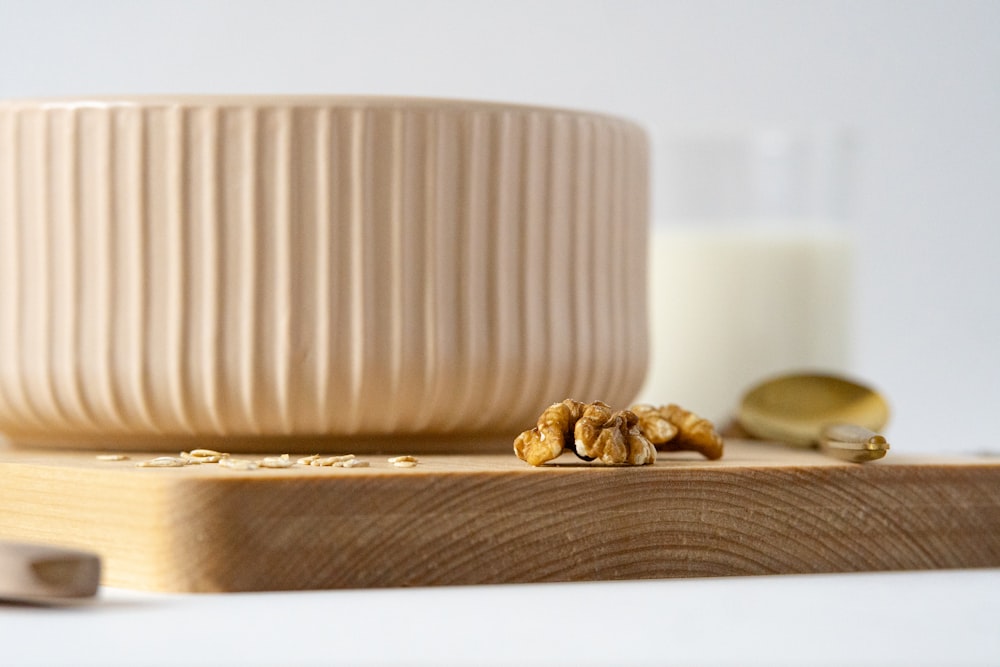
[1,440,998,592]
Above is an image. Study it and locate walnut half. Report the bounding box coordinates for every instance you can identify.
[572,401,656,465]
[513,399,585,466]
[513,400,656,466]
[630,403,724,460]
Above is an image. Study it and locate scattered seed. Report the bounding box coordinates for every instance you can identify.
[218,458,259,471]
[96,454,129,462]
[389,455,418,468]
[182,453,223,464]
[335,459,369,468]
[181,449,227,463]
[311,454,356,467]
[134,449,380,472]
[259,455,294,469]
[135,456,189,468]
[190,449,225,458]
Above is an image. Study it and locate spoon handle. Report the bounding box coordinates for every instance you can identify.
[819,423,891,463]
[0,540,101,603]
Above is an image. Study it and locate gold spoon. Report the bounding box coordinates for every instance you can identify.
[817,422,891,463]
[737,372,891,462]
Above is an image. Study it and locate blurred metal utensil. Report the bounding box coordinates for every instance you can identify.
[738,372,891,463]
[819,422,891,463]
[0,540,100,604]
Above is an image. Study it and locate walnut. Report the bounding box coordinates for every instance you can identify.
[573,402,656,465]
[630,403,724,460]
[629,403,679,445]
[513,399,586,466]
[514,400,722,466]
[513,399,655,466]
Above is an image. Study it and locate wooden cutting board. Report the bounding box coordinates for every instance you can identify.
[1,440,998,592]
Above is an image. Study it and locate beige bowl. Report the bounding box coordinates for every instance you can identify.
[0,96,649,451]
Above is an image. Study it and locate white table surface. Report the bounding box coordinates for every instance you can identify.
[1,568,998,666]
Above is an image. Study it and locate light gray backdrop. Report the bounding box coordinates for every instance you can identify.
[2,0,997,454]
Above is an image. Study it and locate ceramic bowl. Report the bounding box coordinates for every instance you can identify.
[0,96,649,451]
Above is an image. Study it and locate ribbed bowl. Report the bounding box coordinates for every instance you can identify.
[0,96,649,451]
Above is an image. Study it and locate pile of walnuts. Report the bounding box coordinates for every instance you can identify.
[514,399,723,466]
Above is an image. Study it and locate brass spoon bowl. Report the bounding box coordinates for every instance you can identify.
[818,422,891,463]
[737,372,891,448]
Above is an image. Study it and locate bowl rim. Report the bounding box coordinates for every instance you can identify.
[0,94,644,129]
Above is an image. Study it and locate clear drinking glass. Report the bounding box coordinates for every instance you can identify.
[635,128,855,425]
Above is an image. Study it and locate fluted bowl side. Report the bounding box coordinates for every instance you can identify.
[0,96,649,450]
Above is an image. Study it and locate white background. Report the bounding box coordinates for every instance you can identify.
[0,570,998,666]
[2,0,998,454]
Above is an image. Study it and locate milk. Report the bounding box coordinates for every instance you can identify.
[634,223,853,424]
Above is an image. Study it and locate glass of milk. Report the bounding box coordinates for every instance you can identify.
[634,128,855,425]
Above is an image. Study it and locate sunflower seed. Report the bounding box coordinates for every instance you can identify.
[190,449,225,458]
[135,456,189,468]
[218,458,259,471]
[335,458,369,468]
[312,455,356,467]
[388,455,418,468]
[259,455,294,468]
